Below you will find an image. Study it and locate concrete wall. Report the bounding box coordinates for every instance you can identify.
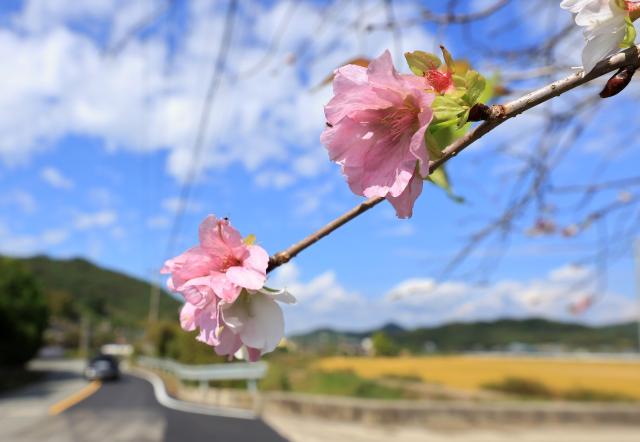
[174,383,640,428]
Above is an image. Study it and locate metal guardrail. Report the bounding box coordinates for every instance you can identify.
[136,356,268,394]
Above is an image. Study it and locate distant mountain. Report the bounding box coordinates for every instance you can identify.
[14,255,179,328]
[291,318,638,353]
[378,322,406,335]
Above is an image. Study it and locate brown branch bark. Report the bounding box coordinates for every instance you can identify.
[266,44,640,273]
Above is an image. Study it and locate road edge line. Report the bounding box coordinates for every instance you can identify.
[48,380,102,416]
[128,367,257,420]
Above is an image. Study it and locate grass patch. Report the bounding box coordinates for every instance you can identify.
[379,373,423,382]
[260,353,408,399]
[482,377,635,402]
[296,370,405,399]
[563,387,634,403]
[482,377,554,399]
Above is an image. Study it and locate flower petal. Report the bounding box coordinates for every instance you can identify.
[195,303,219,346]
[199,215,243,253]
[366,50,404,90]
[333,64,368,94]
[244,245,269,273]
[179,303,198,332]
[357,131,417,198]
[409,123,430,178]
[582,18,627,72]
[324,85,390,126]
[226,267,264,290]
[257,287,297,304]
[210,271,242,303]
[239,294,285,353]
[387,171,424,219]
[214,326,243,357]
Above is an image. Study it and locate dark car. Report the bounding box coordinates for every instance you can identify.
[84,354,120,381]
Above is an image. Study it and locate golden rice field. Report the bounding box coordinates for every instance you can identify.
[315,356,640,399]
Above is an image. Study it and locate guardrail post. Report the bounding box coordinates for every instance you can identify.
[247,379,261,415]
[200,379,209,400]
[247,379,257,394]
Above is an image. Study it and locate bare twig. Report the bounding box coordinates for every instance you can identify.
[421,0,510,25]
[266,44,640,273]
[552,176,640,194]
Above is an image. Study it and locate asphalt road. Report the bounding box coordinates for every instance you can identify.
[2,369,287,442]
[73,375,286,441]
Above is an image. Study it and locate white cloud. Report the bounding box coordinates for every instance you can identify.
[87,187,115,207]
[274,263,637,334]
[147,214,171,229]
[380,223,416,238]
[1,190,37,213]
[73,210,117,230]
[41,228,68,245]
[0,1,435,187]
[41,166,73,189]
[293,181,336,218]
[110,226,125,239]
[0,224,68,255]
[271,263,369,333]
[255,170,295,189]
[161,197,202,214]
[385,264,636,327]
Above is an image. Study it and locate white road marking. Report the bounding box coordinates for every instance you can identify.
[128,368,257,420]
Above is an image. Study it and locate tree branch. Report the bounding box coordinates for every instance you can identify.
[266,44,640,273]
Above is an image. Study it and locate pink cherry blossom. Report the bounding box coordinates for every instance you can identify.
[163,215,296,361]
[161,215,268,304]
[320,50,435,218]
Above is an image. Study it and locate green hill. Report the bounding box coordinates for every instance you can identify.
[292,319,638,354]
[14,255,180,328]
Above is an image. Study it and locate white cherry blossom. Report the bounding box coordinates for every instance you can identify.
[561,0,636,72]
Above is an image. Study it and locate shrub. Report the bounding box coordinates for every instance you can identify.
[0,258,49,366]
[371,331,399,356]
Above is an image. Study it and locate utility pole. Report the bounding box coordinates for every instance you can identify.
[79,315,91,357]
[634,240,640,353]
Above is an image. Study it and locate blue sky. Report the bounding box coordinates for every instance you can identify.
[0,0,639,333]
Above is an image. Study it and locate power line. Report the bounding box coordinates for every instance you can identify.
[163,0,238,260]
[149,0,239,323]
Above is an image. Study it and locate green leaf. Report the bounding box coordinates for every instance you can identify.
[427,167,465,203]
[457,108,470,128]
[404,50,441,76]
[428,119,460,132]
[440,46,455,72]
[432,95,466,122]
[463,70,486,106]
[452,74,466,88]
[477,73,499,104]
[426,121,470,156]
[261,286,281,293]
[621,16,637,48]
[425,132,444,160]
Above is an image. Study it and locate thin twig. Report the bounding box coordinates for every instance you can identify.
[552,176,640,194]
[421,0,510,25]
[266,44,640,273]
